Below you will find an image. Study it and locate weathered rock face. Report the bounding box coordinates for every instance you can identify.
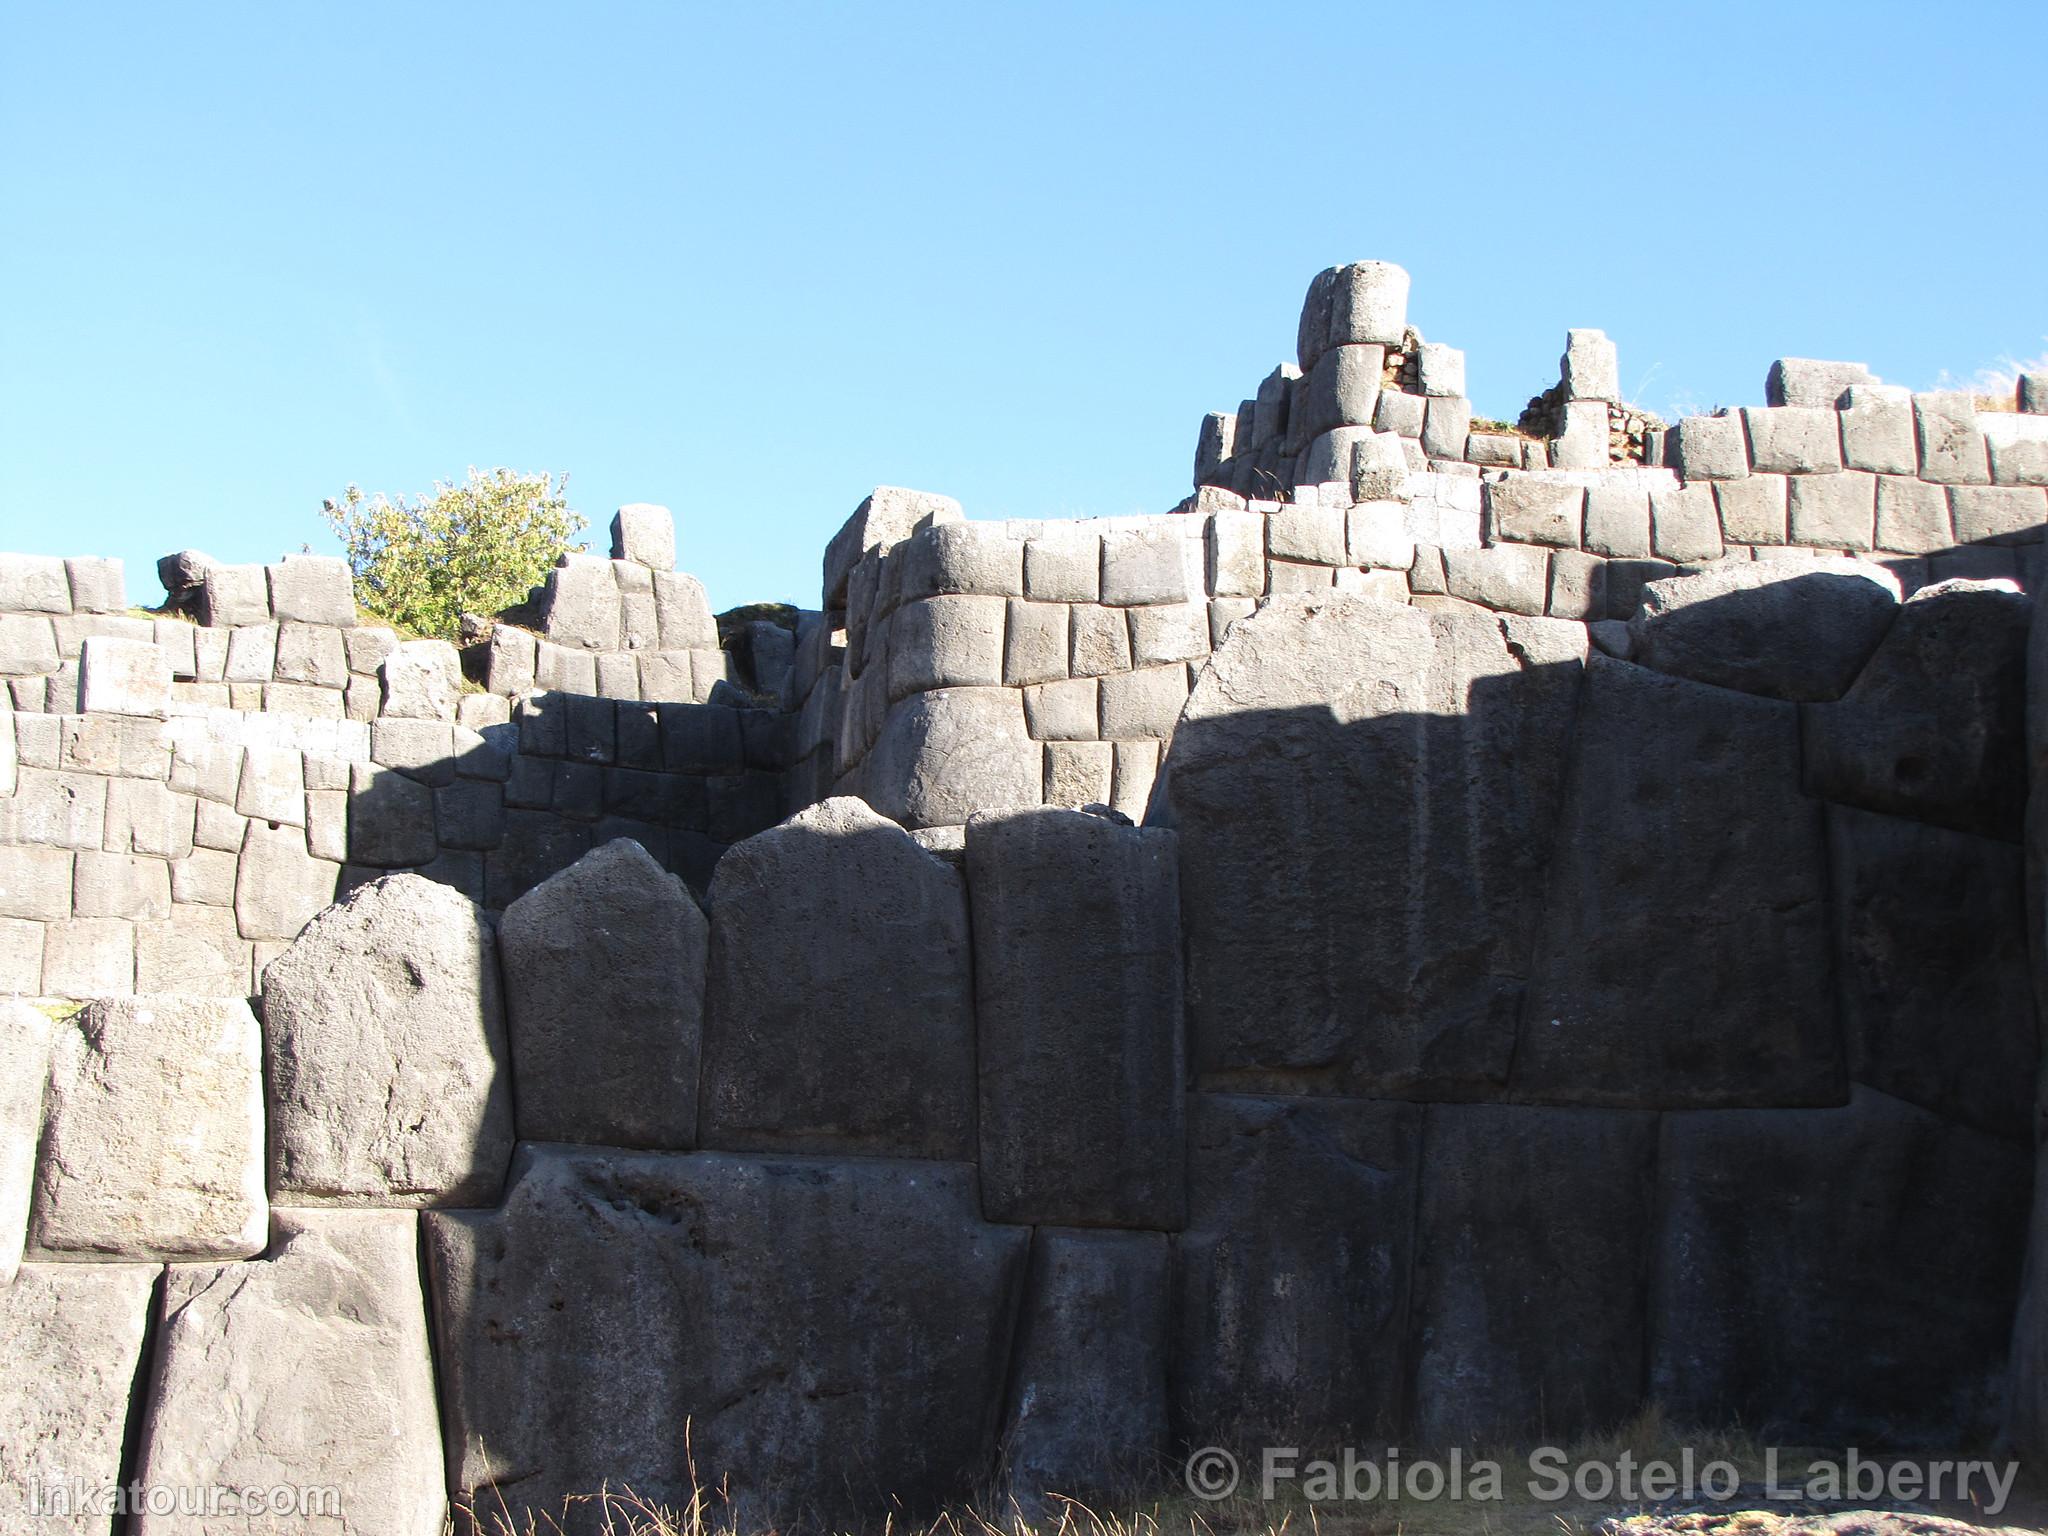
[425,1144,1028,1535]
[0,1263,159,1536]
[1408,1104,1656,1446]
[967,808,1184,1228]
[1627,562,1899,701]
[700,797,975,1159]
[861,686,1039,829]
[998,1228,1170,1516]
[1173,1094,1421,1448]
[1653,1088,2030,1446]
[261,874,513,1206]
[0,1000,52,1283]
[131,1209,445,1536]
[1167,593,1583,1099]
[30,997,266,1261]
[1828,805,2033,1140]
[500,838,708,1149]
[1514,656,1842,1107]
[1803,579,2030,839]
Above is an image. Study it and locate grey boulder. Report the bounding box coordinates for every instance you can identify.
[425,1144,1028,1534]
[700,797,975,1159]
[131,1209,445,1536]
[261,874,514,1206]
[1627,561,1899,702]
[500,838,708,1149]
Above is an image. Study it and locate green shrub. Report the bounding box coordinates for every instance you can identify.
[321,467,586,642]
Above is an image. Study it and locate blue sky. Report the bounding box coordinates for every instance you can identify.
[3,1,2044,614]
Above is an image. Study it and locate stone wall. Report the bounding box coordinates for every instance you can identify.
[0,519,791,997]
[2,259,2047,1534]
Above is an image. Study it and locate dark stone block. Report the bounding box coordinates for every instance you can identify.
[485,810,593,910]
[502,754,553,810]
[1829,805,2034,1140]
[1803,580,2029,839]
[616,702,663,770]
[564,695,616,766]
[551,762,603,821]
[1408,1104,1656,1445]
[1628,565,1898,702]
[1169,595,1583,1099]
[1173,1093,1421,1449]
[998,1229,1169,1516]
[967,808,1184,1228]
[434,780,506,852]
[707,771,784,843]
[700,798,975,1159]
[424,1145,1028,1534]
[1513,656,1842,1108]
[516,690,567,758]
[662,703,743,774]
[739,709,798,771]
[1650,1088,2030,1446]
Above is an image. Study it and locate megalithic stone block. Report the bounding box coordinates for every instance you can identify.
[700,796,976,1158]
[997,1228,1170,1518]
[500,838,708,1149]
[0,1000,52,1284]
[30,996,267,1261]
[967,807,1183,1228]
[130,1209,446,1536]
[0,1263,159,1536]
[261,873,514,1207]
[1513,656,1840,1107]
[424,1144,1028,1535]
[1174,1094,1421,1449]
[1169,592,1582,1099]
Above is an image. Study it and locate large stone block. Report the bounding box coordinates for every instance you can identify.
[899,520,1025,600]
[1627,561,1899,702]
[1409,1104,1656,1446]
[266,554,356,625]
[501,838,707,1149]
[886,593,1006,699]
[347,759,438,868]
[1325,260,1410,350]
[1951,483,2048,544]
[425,1144,1027,1534]
[1175,1094,1420,1447]
[1562,327,1620,401]
[967,809,1183,1227]
[1670,413,1749,480]
[1443,542,1547,615]
[0,1263,158,1536]
[0,611,59,674]
[262,873,513,1206]
[1788,468,1877,549]
[823,486,963,608]
[1585,481,1653,558]
[1841,384,1918,474]
[1024,526,1101,602]
[131,1209,445,1536]
[1483,476,1584,547]
[0,843,72,921]
[30,997,266,1260]
[1982,412,2048,487]
[1875,474,1952,552]
[1100,523,1192,606]
[536,554,623,650]
[1766,357,1877,408]
[653,569,718,650]
[998,1229,1169,1515]
[1514,657,1840,1106]
[701,797,975,1157]
[1743,406,1844,474]
[1916,392,1991,485]
[78,635,169,716]
[1652,1089,2028,1444]
[1803,579,2029,838]
[610,502,676,569]
[197,563,270,626]
[862,687,1039,829]
[1649,481,1725,562]
[380,638,461,720]
[0,1000,51,1284]
[0,552,73,613]
[1828,805,2032,1140]
[1098,662,1189,739]
[1168,594,1581,1097]
[1298,343,1384,439]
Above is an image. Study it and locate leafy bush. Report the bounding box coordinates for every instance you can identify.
[321,467,586,641]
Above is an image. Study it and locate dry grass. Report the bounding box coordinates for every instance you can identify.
[456,1410,2048,1536]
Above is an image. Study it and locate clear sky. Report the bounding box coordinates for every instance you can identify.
[3,1,2044,614]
